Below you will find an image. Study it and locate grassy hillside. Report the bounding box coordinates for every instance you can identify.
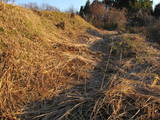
[0,2,98,119]
[0,3,160,120]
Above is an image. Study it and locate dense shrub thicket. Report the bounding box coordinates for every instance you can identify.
[154,3,160,18]
[79,0,160,44]
[147,22,160,44]
[79,0,159,29]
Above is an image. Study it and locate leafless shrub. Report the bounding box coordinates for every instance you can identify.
[104,8,127,31]
[0,0,15,3]
[146,21,160,44]
[129,10,155,27]
[55,22,65,30]
[66,5,76,13]
[23,3,60,11]
[41,3,60,11]
[66,6,77,18]
[23,2,40,10]
[89,1,106,27]
[89,1,106,18]
[70,12,75,18]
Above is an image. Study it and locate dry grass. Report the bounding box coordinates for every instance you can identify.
[0,2,98,119]
[0,3,160,120]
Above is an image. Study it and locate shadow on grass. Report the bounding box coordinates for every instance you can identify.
[19,29,117,120]
[19,29,160,120]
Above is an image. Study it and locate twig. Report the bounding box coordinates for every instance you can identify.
[100,46,113,90]
[58,102,85,120]
[130,109,141,119]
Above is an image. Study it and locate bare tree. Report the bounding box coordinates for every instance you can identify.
[89,1,106,18]
[0,0,15,3]
[23,3,60,11]
[23,2,40,10]
[0,0,15,10]
[66,5,76,13]
[41,3,60,11]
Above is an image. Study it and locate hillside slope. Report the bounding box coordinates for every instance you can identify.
[0,2,97,118]
[0,3,160,120]
[0,3,108,119]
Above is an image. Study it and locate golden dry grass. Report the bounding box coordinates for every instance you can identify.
[0,2,99,119]
[0,2,160,120]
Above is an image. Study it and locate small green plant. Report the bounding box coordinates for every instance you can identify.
[151,74,160,87]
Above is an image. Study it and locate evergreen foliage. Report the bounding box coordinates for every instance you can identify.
[154,3,160,18]
[79,0,155,29]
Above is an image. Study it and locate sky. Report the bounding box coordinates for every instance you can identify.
[153,0,160,7]
[16,0,160,11]
[16,0,89,11]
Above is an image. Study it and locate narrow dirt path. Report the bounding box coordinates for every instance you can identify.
[21,30,160,120]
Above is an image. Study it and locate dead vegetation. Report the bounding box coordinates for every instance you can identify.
[0,3,160,120]
[147,22,160,44]
[55,22,65,30]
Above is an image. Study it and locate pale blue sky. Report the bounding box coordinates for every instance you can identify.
[153,0,160,7]
[16,0,90,11]
[16,0,160,11]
